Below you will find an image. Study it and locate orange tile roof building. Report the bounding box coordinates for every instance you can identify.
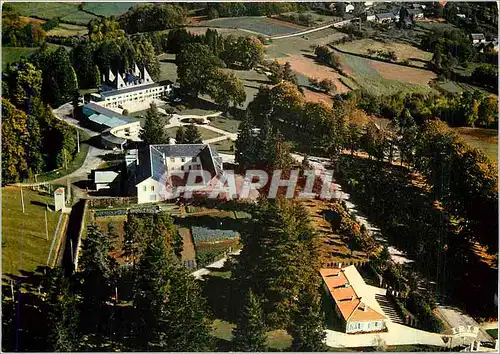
[320,266,386,334]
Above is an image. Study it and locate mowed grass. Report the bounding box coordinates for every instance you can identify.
[166,126,224,142]
[336,39,433,68]
[7,2,99,25]
[209,116,241,134]
[2,44,70,69]
[211,319,293,350]
[82,2,135,17]
[2,187,61,276]
[453,127,498,163]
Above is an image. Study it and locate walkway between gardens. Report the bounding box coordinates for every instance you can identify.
[191,249,241,280]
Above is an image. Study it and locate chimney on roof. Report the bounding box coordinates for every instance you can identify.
[339,262,342,268]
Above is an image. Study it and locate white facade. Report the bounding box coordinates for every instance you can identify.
[100,84,171,110]
[136,177,163,204]
[346,320,386,334]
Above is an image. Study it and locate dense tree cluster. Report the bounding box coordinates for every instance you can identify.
[169,28,264,70]
[2,6,46,47]
[30,47,79,107]
[71,31,161,90]
[314,45,342,72]
[268,60,298,86]
[2,61,78,184]
[235,114,293,171]
[175,124,203,144]
[357,90,498,128]
[176,43,247,109]
[118,3,186,34]
[233,198,323,331]
[248,82,348,155]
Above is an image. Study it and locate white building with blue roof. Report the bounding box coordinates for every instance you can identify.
[129,144,224,204]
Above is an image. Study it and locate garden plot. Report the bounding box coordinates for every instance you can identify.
[199,17,305,36]
[191,226,240,268]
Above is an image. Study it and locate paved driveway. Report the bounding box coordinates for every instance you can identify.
[437,305,493,344]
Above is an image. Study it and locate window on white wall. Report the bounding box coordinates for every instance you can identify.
[170,157,175,162]
[151,186,154,192]
[181,157,185,162]
[143,186,147,192]
[150,194,156,201]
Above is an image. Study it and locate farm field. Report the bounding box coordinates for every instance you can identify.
[337,50,436,96]
[199,16,305,36]
[47,23,88,37]
[2,187,62,276]
[453,127,498,163]
[82,2,135,17]
[8,2,99,25]
[2,44,72,69]
[335,38,433,68]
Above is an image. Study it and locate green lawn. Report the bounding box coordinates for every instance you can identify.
[486,328,498,339]
[209,117,241,134]
[8,2,99,25]
[29,141,90,183]
[2,44,71,69]
[166,126,224,142]
[211,319,293,350]
[2,187,62,277]
[211,139,235,154]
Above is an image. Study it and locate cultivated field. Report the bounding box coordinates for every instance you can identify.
[47,23,88,37]
[82,2,135,17]
[8,2,99,25]
[2,187,62,276]
[336,38,433,68]
[338,50,436,95]
[453,127,498,163]
[199,16,305,36]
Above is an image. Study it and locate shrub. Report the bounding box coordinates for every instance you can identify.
[122,109,129,116]
[94,209,127,217]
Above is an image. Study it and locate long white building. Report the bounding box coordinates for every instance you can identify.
[89,64,173,111]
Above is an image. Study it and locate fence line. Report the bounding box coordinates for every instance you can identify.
[46,212,64,266]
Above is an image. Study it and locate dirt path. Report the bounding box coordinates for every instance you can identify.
[179,227,196,261]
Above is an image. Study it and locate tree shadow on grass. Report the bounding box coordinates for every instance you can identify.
[202,275,241,324]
